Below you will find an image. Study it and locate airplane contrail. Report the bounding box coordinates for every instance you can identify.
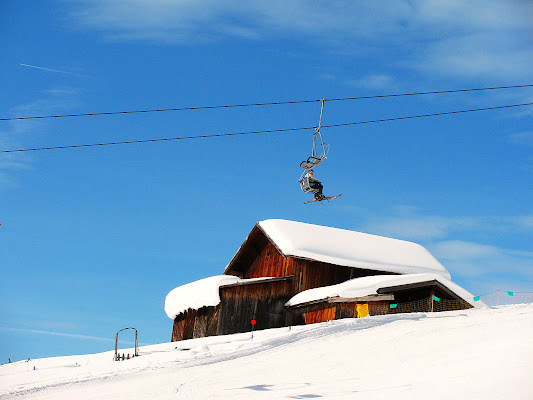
[1,327,114,342]
[19,63,93,78]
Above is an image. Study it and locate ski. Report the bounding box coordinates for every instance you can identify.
[304,194,342,204]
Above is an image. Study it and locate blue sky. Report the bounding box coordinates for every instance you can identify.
[1,1,532,362]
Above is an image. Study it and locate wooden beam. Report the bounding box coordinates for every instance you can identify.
[220,276,293,288]
[377,280,463,301]
[288,294,395,309]
[327,294,394,303]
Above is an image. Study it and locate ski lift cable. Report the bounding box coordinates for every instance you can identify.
[1,101,532,154]
[1,84,533,122]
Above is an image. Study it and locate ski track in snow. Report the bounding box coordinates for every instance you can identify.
[1,304,532,399]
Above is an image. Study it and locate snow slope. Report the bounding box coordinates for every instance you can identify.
[2,304,532,399]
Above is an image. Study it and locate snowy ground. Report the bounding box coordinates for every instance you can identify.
[1,304,532,399]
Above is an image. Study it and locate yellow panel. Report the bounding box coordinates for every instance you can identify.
[356,303,369,318]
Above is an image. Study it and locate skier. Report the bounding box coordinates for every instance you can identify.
[306,169,324,200]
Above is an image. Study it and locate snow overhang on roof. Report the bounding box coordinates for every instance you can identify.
[164,275,240,320]
[164,275,282,320]
[285,273,486,309]
[226,219,450,278]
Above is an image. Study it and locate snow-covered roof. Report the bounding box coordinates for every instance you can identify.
[239,219,451,279]
[164,276,280,319]
[165,276,240,319]
[286,273,485,308]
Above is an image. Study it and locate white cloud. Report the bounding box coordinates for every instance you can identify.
[65,0,410,42]
[508,131,533,146]
[347,74,398,91]
[516,216,533,229]
[0,89,80,184]
[410,33,533,81]
[358,215,478,241]
[357,208,533,289]
[432,240,500,260]
[63,0,533,82]
[359,212,533,242]
[430,240,533,286]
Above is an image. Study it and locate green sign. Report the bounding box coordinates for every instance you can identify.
[390,304,398,309]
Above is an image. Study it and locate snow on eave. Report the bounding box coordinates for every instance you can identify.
[164,276,241,320]
[285,274,486,309]
[257,219,451,279]
[164,275,282,319]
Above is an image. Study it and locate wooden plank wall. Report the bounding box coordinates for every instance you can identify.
[288,302,337,326]
[335,302,357,319]
[218,279,293,335]
[295,261,352,292]
[289,300,394,326]
[244,240,294,279]
[171,306,220,342]
[292,260,395,294]
[303,306,336,324]
[369,301,390,316]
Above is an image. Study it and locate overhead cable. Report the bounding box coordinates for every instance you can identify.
[2,102,531,154]
[1,84,532,122]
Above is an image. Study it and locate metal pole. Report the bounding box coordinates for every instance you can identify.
[115,327,138,361]
[312,100,326,159]
[114,332,119,361]
[135,330,138,357]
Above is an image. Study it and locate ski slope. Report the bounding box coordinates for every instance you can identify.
[2,304,532,399]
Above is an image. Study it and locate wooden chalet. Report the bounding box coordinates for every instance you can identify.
[166,219,480,342]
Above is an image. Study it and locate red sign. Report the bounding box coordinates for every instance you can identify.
[251,320,256,325]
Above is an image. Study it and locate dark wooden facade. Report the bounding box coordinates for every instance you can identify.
[218,277,293,335]
[171,305,220,342]
[171,277,293,341]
